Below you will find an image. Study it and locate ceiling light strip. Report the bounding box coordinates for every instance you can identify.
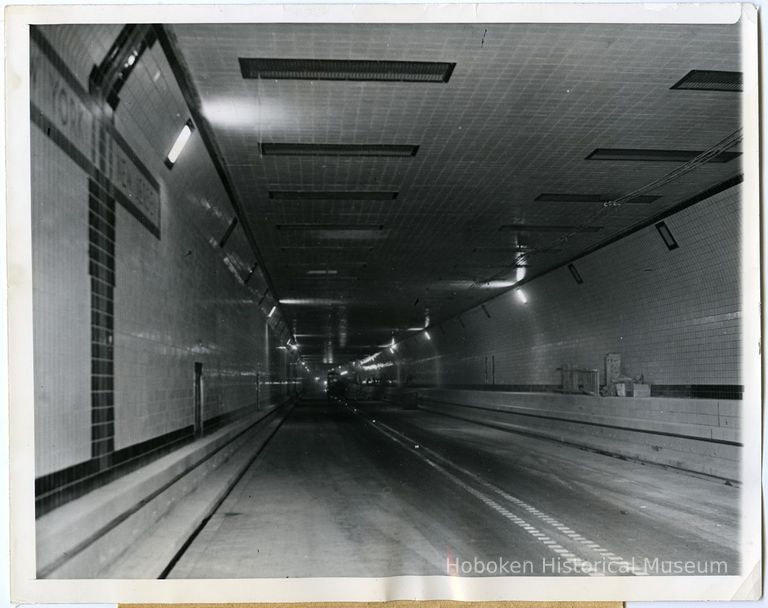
[535,193,660,204]
[276,224,385,231]
[269,190,398,200]
[586,148,740,163]
[239,57,455,83]
[671,69,743,92]
[499,224,603,233]
[261,143,419,157]
[280,246,374,251]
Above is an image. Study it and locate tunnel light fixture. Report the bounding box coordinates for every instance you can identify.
[568,263,584,284]
[340,371,348,376]
[473,245,535,252]
[270,191,398,201]
[306,269,338,275]
[239,57,456,83]
[671,69,743,92]
[315,377,320,381]
[281,246,375,252]
[586,148,740,163]
[218,217,238,248]
[164,119,194,169]
[515,289,528,304]
[262,143,419,157]
[268,305,276,318]
[655,221,680,251]
[280,298,346,305]
[424,331,431,341]
[499,224,603,233]
[276,224,385,231]
[244,262,258,285]
[535,193,660,205]
[480,280,516,289]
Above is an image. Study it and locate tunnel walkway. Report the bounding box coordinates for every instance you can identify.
[161,397,739,578]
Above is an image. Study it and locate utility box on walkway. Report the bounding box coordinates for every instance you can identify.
[605,353,621,385]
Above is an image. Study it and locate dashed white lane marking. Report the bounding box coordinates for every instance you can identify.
[345,402,647,577]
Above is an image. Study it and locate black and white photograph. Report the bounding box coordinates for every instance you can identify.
[6,2,762,602]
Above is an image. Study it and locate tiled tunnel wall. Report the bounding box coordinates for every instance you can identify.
[370,183,742,398]
[31,25,297,505]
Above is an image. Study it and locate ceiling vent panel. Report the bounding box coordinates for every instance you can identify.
[586,148,740,163]
[261,143,419,157]
[499,224,603,233]
[535,193,660,204]
[280,246,375,252]
[239,58,456,83]
[270,191,398,200]
[472,246,564,254]
[276,224,385,231]
[671,70,743,92]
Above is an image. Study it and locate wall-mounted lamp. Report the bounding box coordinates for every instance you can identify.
[655,221,679,251]
[568,263,584,285]
[165,119,194,169]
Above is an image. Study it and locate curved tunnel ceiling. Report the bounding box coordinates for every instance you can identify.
[168,22,742,364]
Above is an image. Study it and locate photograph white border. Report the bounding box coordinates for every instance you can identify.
[5,3,762,602]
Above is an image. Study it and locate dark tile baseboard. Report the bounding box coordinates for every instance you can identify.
[35,425,195,517]
[407,383,743,400]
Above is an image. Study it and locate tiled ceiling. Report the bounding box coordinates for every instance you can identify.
[170,22,742,363]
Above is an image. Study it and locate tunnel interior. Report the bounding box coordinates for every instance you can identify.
[27,19,751,583]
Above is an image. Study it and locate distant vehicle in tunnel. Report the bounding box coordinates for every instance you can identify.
[326,370,349,400]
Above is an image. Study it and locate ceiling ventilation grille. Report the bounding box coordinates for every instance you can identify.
[276,224,385,231]
[472,247,563,254]
[499,224,603,233]
[535,193,660,204]
[280,246,375,252]
[671,70,743,92]
[586,148,740,163]
[239,58,456,82]
[261,143,419,157]
[270,191,398,200]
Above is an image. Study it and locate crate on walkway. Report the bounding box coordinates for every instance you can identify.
[559,365,600,396]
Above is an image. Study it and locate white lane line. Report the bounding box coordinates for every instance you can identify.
[348,404,647,577]
[345,405,605,576]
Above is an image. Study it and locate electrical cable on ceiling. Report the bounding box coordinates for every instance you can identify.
[475,128,744,288]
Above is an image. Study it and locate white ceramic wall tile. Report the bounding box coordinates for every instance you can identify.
[32,26,294,475]
[381,184,742,389]
[31,130,92,477]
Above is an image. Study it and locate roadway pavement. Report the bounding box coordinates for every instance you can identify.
[168,397,739,578]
